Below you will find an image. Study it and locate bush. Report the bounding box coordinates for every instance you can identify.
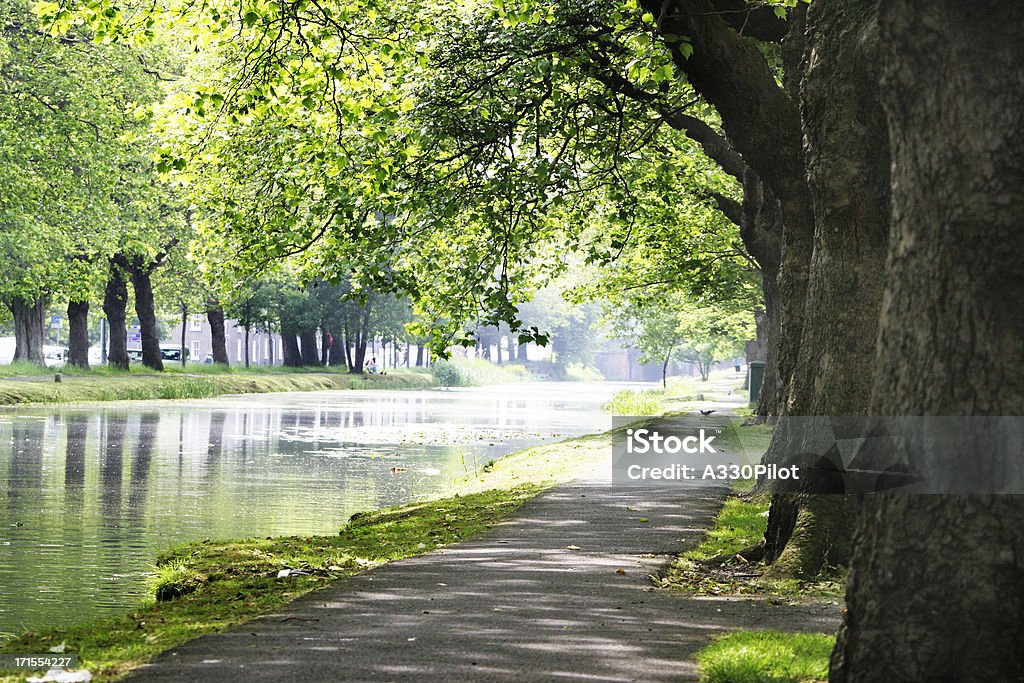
[601,389,664,416]
[430,360,466,387]
[430,359,535,387]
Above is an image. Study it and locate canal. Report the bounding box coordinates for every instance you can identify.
[0,381,638,638]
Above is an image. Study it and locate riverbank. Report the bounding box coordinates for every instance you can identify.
[0,368,437,406]
[0,373,771,682]
[0,421,615,681]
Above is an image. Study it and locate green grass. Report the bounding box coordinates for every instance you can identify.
[601,388,666,416]
[0,422,619,681]
[429,358,535,386]
[697,631,834,683]
[0,368,435,406]
[0,488,538,682]
[684,495,771,562]
[563,363,604,381]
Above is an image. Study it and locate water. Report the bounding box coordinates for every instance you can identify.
[0,381,639,637]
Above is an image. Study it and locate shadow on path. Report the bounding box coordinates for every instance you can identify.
[128,479,840,682]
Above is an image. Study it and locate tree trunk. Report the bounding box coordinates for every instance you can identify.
[739,170,783,418]
[129,261,163,372]
[328,329,345,367]
[104,261,130,371]
[281,326,302,367]
[300,329,321,366]
[244,326,251,368]
[416,344,424,367]
[7,297,46,365]
[831,2,1024,680]
[757,0,890,578]
[320,329,331,365]
[67,300,90,369]
[180,307,188,368]
[206,300,229,365]
[352,308,370,373]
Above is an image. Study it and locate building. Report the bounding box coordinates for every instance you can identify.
[162,315,286,366]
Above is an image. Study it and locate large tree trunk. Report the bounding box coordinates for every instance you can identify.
[280,325,302,367]
[831,2,1024,680]
[647,0,816,405]
[328,328,345,367]
[206,300,229,365]
[739,171,783,418]
[759,0,890,579]
[299,329,321,366]
[104,260,130,371]
[129,261,163,372]
[7,296,46,365]
[66,300,90,369]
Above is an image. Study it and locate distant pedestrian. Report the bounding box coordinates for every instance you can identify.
[367,357,378,374]
[734,357,742,373]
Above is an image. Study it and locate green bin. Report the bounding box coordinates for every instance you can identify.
[749,360,766,406]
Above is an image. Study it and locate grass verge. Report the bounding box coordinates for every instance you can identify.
[0,369,435,406]
[697,630,835,683]
[657,421,843,599]
[0,422,616,681]
[428,358,535,386]
[660,491,845,598]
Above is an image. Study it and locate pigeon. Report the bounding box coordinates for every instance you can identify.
[699,409,716,416]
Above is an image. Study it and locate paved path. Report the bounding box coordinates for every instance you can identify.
[127,481,840,682]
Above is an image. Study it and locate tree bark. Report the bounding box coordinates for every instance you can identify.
[280,325,302,367]
[244,326,251,368]
[759,0,890,578]
[416,344,424,367]
[300,329,321,366]
[206,300,229,365]
[104,259,130,371]
[7,296,46,365]
[129,260,163,372]
[739,170,783,418]
[831,2,1024,680]
[645,1,815,403]
[66,300,90,369]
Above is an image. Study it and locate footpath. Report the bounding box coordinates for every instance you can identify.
[127,416,840,681]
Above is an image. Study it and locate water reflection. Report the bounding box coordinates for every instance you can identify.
[0,382,637,637]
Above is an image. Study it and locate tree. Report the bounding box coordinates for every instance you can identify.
[604,296,750,385]
[0,0,171,366]
[154,241,208,367]
[830,2,1024,679]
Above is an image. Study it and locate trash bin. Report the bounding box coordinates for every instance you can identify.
[749,360,766,406]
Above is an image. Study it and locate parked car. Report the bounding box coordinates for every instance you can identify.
[43,345,66,368]
[160,345,190,362]
[126,346,191,363]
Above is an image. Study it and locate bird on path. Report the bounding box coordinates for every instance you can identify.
[699,409,716,416]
